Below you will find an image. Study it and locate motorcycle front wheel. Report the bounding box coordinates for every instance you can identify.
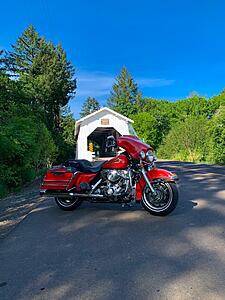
[141,181,178,216]
[55,197,83,211]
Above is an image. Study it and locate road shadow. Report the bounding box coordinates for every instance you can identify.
[1,162,225,299]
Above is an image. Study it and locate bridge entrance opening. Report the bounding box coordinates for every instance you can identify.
[87,127,121,159]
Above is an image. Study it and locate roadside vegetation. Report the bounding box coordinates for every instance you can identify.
[1,25,225,197]
[0,25,75,197]
[83,68,225,165]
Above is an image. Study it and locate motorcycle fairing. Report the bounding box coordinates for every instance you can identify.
[117,135,153,160]
[136,169,177,201]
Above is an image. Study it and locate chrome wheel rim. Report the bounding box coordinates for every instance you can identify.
[143,182,173,212]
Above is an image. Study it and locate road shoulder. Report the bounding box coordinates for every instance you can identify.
[0,180,44,239]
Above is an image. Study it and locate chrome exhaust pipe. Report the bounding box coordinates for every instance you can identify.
[69,193,104,198]
[40,190,104,198]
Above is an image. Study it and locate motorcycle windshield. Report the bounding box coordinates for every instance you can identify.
[117,135,153,160]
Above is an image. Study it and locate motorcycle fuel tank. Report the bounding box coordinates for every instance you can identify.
[102,154,129,169]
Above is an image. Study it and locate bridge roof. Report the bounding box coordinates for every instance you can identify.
[76,107,134,125]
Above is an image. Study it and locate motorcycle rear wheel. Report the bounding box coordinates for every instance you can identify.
[141,181,178,216]
[55,197,83,211]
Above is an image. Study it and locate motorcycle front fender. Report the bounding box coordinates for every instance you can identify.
[135,168,178,201]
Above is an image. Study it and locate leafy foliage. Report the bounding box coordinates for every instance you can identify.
[0,26,76,197]
[158,116,209,162]
[54,106,76,162]
[207,106,225,164]
[107,67,141,116]
[132,112,170,149]
[80,97,101,118]
[1,25,225,198]
[130,94,225,164]
[1,25,76,131]
[0,112,56,197]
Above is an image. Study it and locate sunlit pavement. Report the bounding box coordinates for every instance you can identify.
[0,161,225,300]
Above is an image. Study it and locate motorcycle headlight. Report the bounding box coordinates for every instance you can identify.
[139,150,146,159]
[146,150,155,162]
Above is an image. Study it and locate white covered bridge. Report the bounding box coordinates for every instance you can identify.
[75,107,136,161]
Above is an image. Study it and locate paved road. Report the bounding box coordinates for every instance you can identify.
[0,161,225,300]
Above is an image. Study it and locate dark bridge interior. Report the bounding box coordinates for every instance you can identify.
[87,127,121,158]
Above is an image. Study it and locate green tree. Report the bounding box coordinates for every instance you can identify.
[107,67,140,116]
[1,25,76,131]
[0,26,77,197]
[1,25,44,75]
[0,70,14,116]
[143,98,176,125]
[209,90,225,114]
[174,96,211,120]
[54,106,76,162]
[80,97,101,118]
[132,112,170,149]
[143,98,173,116]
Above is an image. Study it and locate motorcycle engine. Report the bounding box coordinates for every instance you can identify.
[101,169,130,196]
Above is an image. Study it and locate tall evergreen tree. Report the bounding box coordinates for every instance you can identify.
[80,97,101,118]
[1,25,76,130]
[1,25,44,75]
[107,67,140,116]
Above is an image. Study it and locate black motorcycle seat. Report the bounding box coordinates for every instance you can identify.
[65,159,106,173]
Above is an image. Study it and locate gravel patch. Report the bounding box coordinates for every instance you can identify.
[0,180,44,239]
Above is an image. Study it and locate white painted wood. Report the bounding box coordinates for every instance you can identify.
[76,107,135,161]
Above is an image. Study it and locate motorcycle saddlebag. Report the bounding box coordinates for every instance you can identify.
[41,166,76,190]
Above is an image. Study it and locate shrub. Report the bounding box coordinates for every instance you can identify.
[158,116,210,162]
[132,112,170,150]
[207,106,225,164]
[0,116,56,195]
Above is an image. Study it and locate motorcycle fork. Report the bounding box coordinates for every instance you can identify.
[141,167,156,195]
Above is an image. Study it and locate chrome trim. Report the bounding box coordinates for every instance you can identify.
[141,168,156,194]
[40,190,47,196]
[171,175,179,181]
[66,171,80,191]
[67,186,76,192]
[41,192,104,198]
[71,193,104,198]
[90,179,102,194]
[128,169,132,188]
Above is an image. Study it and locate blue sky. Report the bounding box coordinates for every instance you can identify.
[1,0,225,118]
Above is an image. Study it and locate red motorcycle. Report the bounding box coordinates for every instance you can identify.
[40,135,179,216]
